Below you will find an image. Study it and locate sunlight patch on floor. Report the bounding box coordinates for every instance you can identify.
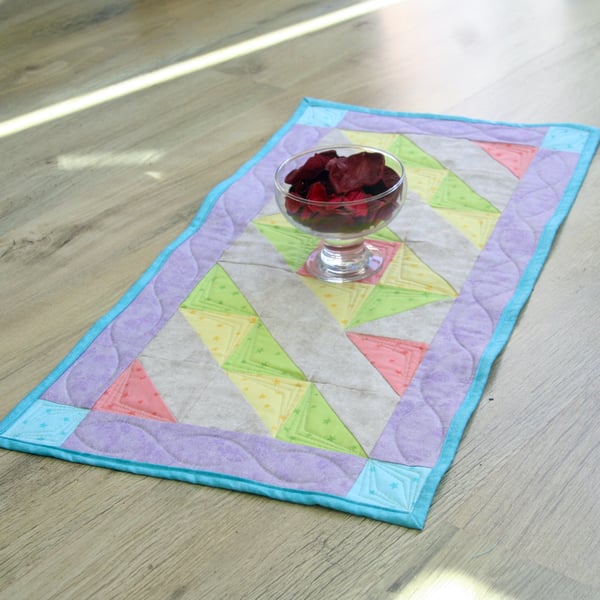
[0,0,402,139]
[393,570,516,600]
[57,151,164,170]
[57,150,164,171]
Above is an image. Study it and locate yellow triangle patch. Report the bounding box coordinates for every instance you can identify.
[433,208,500,249]
[179,308,258,365]
[404,166,448,203]
[379,243,457,297]
[341,130,400,152]
[300,277,374,328]
[227,372,310,436]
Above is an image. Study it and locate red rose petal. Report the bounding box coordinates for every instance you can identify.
[346,202,370,219]
[282,150,402,234]
[345,190,371,202]
[326,152,385,194]
[284,150,338,187]
[306,181,329,202]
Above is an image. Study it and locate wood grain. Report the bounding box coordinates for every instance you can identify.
[1,0,599,598]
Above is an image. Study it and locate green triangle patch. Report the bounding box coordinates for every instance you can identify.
[222,321,306,380]
[387,134,444,170]
[347,286,452,328]
[254,220,318,271]
[428,171,499,214]
[181,264,256,316]
[277,384,367,457]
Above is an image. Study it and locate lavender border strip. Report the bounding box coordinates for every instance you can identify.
[340,112,548,145]
[371,148,581,466]
[62,411,366,496]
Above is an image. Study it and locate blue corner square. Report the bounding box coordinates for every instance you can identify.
[346,459,431,512]
[297,106,348,128]
[2,399,88,447]
[542,126,590,153]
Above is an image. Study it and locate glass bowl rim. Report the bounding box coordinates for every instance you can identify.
[274,144,406,207]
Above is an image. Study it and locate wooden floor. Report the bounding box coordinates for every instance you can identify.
[1,0,599,598]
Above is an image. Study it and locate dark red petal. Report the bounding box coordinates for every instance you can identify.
[284,168,299,185]
[326,152,385,194]
[382,165,400,188]
[284,151,338,187]
[364,166,400,195]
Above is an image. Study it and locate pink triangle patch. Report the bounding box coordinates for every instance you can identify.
[476,141,538,179]
[93,359,176,422]
[348,333,428,396]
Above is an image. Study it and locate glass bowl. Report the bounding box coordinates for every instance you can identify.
[274,145,407,283]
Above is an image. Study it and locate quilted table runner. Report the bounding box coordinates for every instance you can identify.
[1,98,598,528]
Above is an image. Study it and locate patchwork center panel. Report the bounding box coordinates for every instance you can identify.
[87,129,523,461]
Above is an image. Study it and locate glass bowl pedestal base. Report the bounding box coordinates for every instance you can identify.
[305,239,383,283]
